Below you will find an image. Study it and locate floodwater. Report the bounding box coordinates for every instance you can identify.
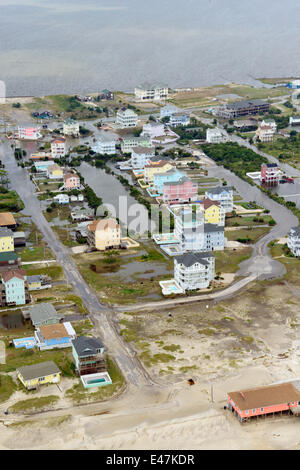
[1,0,300,96]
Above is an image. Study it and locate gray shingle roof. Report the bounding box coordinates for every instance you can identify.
[204,223,225,233]
[72,336,104,357]
[28,303,63,326]
[17,361,60,381]
[290,226,300,237]
[206,186,233,195]
[0,228,13,238]
[175,252,214,267]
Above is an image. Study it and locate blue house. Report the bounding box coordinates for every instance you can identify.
[153,169,186,195]
[35,322,76,350]
[169,112,191,127]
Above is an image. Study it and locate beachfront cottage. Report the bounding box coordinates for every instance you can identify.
[63,118,80,137]
[0,228,14,253]
[174,252,215,293]
[135,83,168,101]
[163,176,198,204]
[0,212,17,230]
[63,171,81,190]
[131,146,155,170]
[228,381,300,422]
[51,137,66,159]
[288,226,300,257]
[25,302,64,327]
[205,187,234,213]
[87,218,121,251]
[261,163,280,186]
[72,336,112,389]
[201,199,225,226]
[116,108,138,128]
[152,169,186,195]
[17,361,61,390]
[35,322,76,350]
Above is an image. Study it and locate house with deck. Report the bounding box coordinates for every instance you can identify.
[144,160,175,185]
[163,176,198,204]
[131,146,155,170]
[228,381,300,422]
[25,302,64,327]
[201,199,225,226]
[35,322,76,350]
[87,218,121,251]
[174,252,215,293]
[0,212,17,230]
[63,118,80,137]
[72,336,112,388]
[51,137,66,159]
[0,269,30,307]
[116,108,138,128]
[205,187,234,213]
[153,169,186,195]
[17,361,61,390]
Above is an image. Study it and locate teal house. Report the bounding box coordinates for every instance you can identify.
[1,269,29,306]
[71,336,112,389]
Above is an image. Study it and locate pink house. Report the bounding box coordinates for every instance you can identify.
[163,176,198,204]
[228,381,300,423]
[64,172,81,190]
[261,163,280,186]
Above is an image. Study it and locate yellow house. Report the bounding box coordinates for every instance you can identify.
[87,218,121,251]
[46,164,64,179]
[0,229,14,253]
[144,160,175,185]
[17,361,61,390]
[202,199,224,225]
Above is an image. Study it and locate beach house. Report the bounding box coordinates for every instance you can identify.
[35,322,76,350]
[116,108,138,128]
[87,218,121,251]
[152,169,186,195]
[174,252,215,293]
[288,226,300,256]
[0,269,30,307]
[17,361,61,390]
[131,146,155,169]
[135,83,168,101]
[144,160,175,185]
[63,171,81,190]
[51,137,66,159]
[201,199,225,225]
[205,187,234,213]
[63,118,80,137]
[162,176,198,204]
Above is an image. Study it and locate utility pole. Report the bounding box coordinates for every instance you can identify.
[210,382,214,403]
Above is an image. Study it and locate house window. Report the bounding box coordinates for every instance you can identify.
[260,408,264,412]
[252,409,256,413]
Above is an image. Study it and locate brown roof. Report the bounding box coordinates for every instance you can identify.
[203,198,220,210]
[0,212,16,227]
[51,137,65,143]
[39,323,69,340]
[64,172,79,180]
[145,160,174,169]
[88,218,119,233]
[229,382,300,411]
[2,269,26,282]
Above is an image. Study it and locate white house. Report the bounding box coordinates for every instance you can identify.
[174,252,215,293]
[51,138,66,159]
[256,124,275,142]
[289,116,300,126]
[93,134,117,155]
[120,135,152,154]
[17,127,41,141]
[54,194,69,204]
[116,108,138,128]
[174,208,205,252]
[205,187,234,213]
[135,83,168,101]
[288,226,300,256]
[131,146,155,169]
[63,119,80,137]
[261,119,277,132]
[206,128,227,144]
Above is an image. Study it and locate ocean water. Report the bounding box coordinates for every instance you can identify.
[0,0,300,96]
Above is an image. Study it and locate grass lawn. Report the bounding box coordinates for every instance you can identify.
[0,188,24,212]
[225,215,273,227]
[43,204,71,223]
[52,226,77,247]
[65,355,125,403]
[0,374,19,404]
[257,135,300,165]
[214,247,253,273]
[3,346,75,377]
[226,226,271,243]
[23,265,64,281]
[270,243,300,284]
[19,244,54,262]
[9,395,59,413]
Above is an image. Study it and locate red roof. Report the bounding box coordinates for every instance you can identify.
[202,198,220,209]
[2,269,26,282]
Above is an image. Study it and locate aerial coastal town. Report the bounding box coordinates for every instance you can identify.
[2,76,300,449]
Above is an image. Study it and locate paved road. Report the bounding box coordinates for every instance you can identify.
[0,139,153,388]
